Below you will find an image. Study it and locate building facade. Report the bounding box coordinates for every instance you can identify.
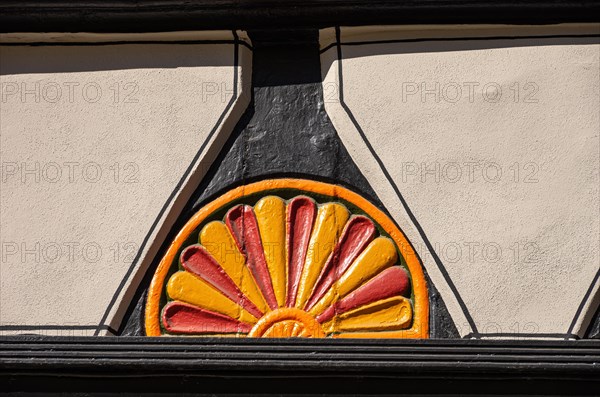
[1,1,599,394]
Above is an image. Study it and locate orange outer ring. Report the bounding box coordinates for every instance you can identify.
[145,178,429,338]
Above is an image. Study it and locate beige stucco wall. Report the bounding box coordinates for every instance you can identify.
[0,32,251,335]
[321,24,600,338]
[1,25,598,338]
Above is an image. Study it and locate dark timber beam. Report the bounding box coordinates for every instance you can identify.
[0,1,599,33]
[1,337,600,394]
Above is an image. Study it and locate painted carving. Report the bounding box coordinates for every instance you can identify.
[146,179,428,338]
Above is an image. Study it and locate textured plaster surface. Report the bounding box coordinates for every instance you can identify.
[321,26,600,338]
[0,37,250,335]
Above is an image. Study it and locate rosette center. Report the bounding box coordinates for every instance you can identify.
[248,308,325,338]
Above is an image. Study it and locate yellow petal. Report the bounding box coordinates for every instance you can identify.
[200,221,270,314]
[254,196,287,307]
[295,203,350,309]
[166,271,257,324]
[323,296,412,333]
[309,237,397,316]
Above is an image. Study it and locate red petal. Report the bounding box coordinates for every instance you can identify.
[286,197,317,307]
[180,244,264,319]
[226,205,279,310]
[162,302,252,334]
[305,216,376,311]
[316,266,410,323]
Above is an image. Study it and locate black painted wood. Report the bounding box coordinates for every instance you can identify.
[1,337,599,394]
[0,1,599,33]
[586,305,600,339]
[189,30,382,211]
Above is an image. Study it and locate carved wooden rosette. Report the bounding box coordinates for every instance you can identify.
[145,179,428,338]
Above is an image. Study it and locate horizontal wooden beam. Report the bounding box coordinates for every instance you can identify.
[1,336,599,395]
[1,1,599,33]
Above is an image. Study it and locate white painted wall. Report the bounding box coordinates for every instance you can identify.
[0,32,251,335]
[321,25,600,338]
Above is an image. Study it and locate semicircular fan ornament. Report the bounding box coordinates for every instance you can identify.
[146,179,428,338]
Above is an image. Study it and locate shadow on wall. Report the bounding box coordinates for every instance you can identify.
[0,43,234,75]
[320,36,600,76]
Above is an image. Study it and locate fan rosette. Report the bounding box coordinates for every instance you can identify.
[146,179,428,338]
